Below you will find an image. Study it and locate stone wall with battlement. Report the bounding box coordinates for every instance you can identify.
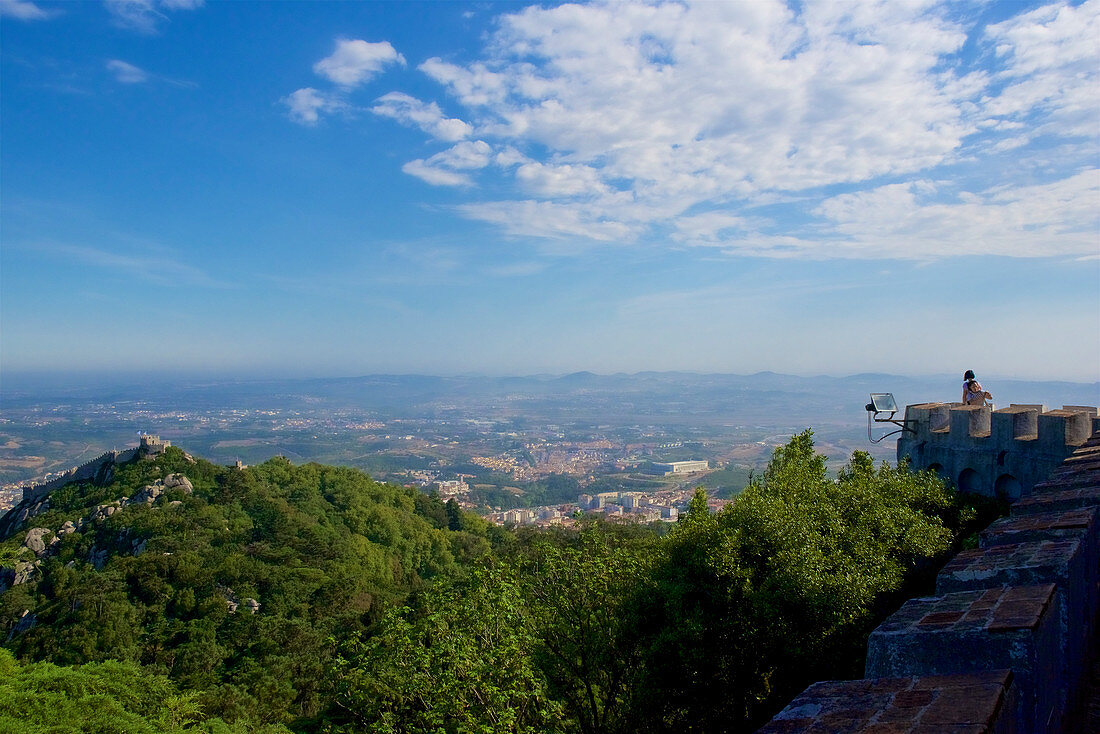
[16,435,170,506]
[759,430,1100,733]
[898,403,1099,500]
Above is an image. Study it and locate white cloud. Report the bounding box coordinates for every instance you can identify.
[104,0,202,34]
[457,200,636,241]
[818,170,1099,258]
[313,39,405,87]
[282,88,344,125]
[672,212,748,245]
[981,0,1100,140]
[402,160,473,187]
[106,59,149,84]
[430,140,493,170]
[371,92,472,141]
[398,142,492,188]
[0,0,52,20]
[695,170,1099,260]
[374,0,1100,259]
[514,161,608,198]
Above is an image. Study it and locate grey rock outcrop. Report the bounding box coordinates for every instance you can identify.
[130,484,164,505]
[13,561,37,585]
[126,474,192,507]
[23,528,53,557]
[163,474,194,494]
[91,502,122,522]
[218,585,259,614]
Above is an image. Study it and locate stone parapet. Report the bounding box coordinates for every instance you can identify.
[758,428,1100,734]
[898,403,1097,500]
[937,540,1093,712]
[757,670,1019,734]
[865,584,1062,732]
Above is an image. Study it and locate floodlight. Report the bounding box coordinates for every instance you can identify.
[869,393,898,415]
[866,392,914,444]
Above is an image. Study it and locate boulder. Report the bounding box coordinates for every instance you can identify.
[91,502,121,522]
[163,474,194,494]
[219,585,241,613]
[243,598,260,614]
[23,528,52,556]
[129,484,164,505]
[13,560,38,585]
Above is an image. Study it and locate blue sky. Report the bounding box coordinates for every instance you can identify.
[2,0,1098,381]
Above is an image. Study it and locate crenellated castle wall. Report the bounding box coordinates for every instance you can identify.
[759,406,1100,733]
[897,403,1099,500]
[17,435,171,506]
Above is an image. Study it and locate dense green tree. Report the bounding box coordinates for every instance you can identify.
[521,526,654,734]
[0,647,289,733]
[331,564,562,734]
[634,431,960,731]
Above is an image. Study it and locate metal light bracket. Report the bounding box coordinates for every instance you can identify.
[866,393,916,444]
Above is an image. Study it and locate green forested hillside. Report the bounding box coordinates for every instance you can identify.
[0,435,998,732]
[0,447,499,730]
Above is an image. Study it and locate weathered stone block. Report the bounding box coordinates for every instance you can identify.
[1011,486,1100,517]
[936,540,1092,708]
[951,405,991,440]
[1038,410,1091,452]
[980,509,1100,597]
[865,585,1061,732]
[756,671,1018,734]
[992,407,1039,444]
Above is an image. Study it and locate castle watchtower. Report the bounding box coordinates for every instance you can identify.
[897,403,1098,499]
[139,435,171,456]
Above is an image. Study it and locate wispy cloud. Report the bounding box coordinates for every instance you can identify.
[371,92,471,141]
[282,87,346,125]
[0,0,54,21]
[104,0,203,35]
[400,140,492,186]
[284,38,406,125]
[26,241,230,288]
[106,59,149,84]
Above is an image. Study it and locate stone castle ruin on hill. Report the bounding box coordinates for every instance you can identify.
[0,435,171,540]
[760,401,1100,733]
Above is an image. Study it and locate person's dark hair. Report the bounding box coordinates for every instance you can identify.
[964,370,975,380]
